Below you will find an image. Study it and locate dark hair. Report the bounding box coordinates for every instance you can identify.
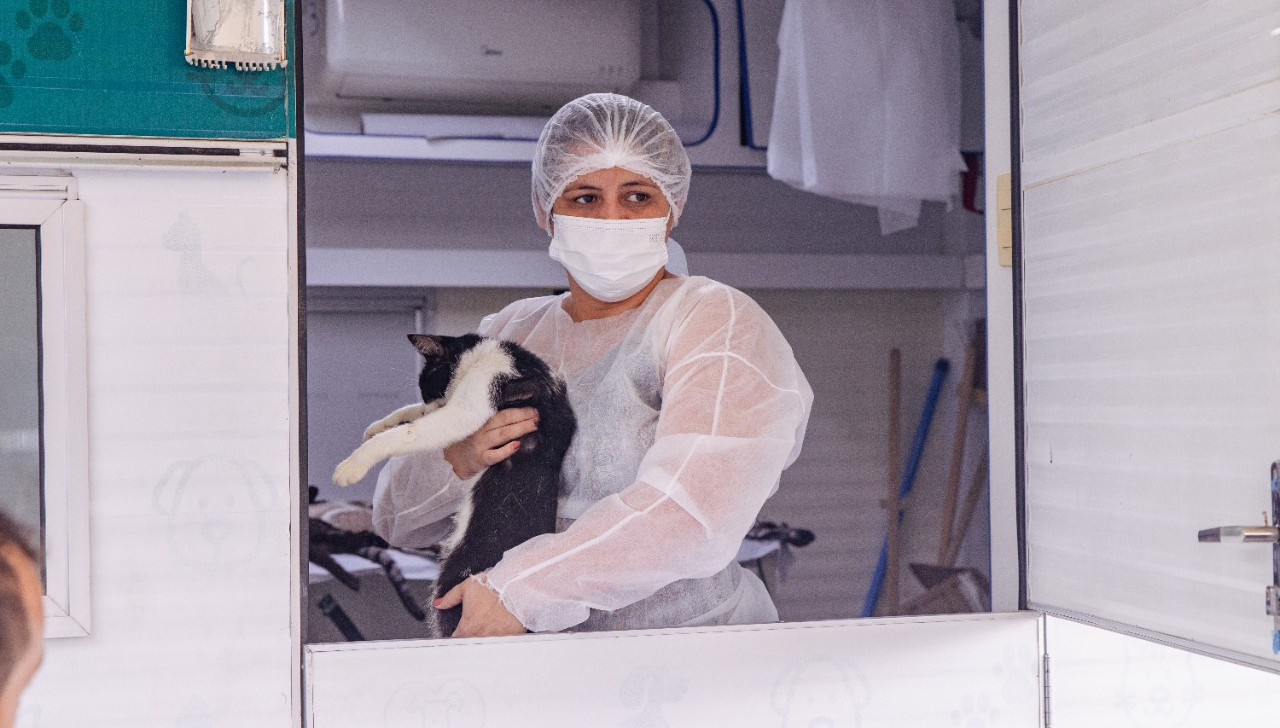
[0,509,38,690]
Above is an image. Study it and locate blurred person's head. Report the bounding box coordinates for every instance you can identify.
[0,510,41,728]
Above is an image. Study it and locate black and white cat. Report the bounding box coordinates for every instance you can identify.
[332,333,576,637]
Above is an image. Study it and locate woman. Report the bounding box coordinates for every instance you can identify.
[373,93,813,637]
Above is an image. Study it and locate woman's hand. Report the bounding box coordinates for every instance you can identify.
[442,407,539,480]
[435,576,527,637]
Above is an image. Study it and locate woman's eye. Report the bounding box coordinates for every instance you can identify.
[626,192,651,203]
[570,193,597,205]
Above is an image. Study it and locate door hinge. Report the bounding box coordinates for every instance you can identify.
[1043,653,1052,728]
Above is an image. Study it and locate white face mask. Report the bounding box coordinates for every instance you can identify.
[549,214,670,303]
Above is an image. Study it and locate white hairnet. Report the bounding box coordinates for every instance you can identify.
[532,93,693,232]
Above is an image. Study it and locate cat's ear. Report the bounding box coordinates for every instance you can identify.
[408,334,447,358]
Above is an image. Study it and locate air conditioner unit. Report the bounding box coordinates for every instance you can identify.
[315,0,644,114]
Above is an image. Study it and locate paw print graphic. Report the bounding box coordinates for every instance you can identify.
[952,691,1001,728]
[0,42,25,109]
[0,0,84,108]
[620,665,688,728]
[992,641,1039,705]
[16,0,84,62]
[1116,640,1198,728]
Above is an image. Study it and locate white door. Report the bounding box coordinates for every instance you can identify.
[1017,0,1280,672]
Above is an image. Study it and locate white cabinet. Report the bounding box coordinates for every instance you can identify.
[307,614,1044,727]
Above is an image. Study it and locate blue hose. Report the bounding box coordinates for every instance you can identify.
[733,0,767,150]
[861,358,951,618]
[682,0,722,147]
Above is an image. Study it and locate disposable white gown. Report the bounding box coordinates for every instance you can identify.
[373,276,813,633]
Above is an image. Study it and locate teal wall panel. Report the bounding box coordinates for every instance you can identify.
[0,0,295,139]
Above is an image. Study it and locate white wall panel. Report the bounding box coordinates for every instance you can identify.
[984,0,1019,613]
[17,167,294,727]
[307,614,1041,727]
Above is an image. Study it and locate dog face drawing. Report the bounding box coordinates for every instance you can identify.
[383,679,486,728]
[772,657,871,728]
[152,456,277,567]
[1119,640,1198,728]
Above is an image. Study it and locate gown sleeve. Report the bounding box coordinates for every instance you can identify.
[485,284,813,632]
[371,452,474,547]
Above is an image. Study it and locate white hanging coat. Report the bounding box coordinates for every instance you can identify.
[767,0,964,234]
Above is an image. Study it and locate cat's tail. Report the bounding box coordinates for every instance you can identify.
[358,546,427,621]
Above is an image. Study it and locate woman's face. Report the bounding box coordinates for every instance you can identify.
[551,166,675,237]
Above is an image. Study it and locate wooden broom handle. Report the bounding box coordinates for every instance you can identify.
[883,348,903,614]
[937,343,977,563]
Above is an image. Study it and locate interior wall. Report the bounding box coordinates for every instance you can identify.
[303,159,969,257]
[18,165,294,727]
[430,287,558,335]
[307,307,422,504]
[746,288,988,621]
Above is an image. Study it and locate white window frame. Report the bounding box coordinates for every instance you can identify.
[0,175,90,638]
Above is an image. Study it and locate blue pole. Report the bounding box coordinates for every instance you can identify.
[861,358,951,618]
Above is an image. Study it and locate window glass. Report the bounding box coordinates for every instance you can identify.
[0,226,42,558]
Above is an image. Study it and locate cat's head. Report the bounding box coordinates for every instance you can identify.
[407,333,484,403]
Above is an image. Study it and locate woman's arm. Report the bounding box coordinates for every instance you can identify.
[484,286,813,632]
[371,449,473,547]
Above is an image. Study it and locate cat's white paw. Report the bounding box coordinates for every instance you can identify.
[332,456,371,487]
[362,403,429,441]
[362,419,397,442]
